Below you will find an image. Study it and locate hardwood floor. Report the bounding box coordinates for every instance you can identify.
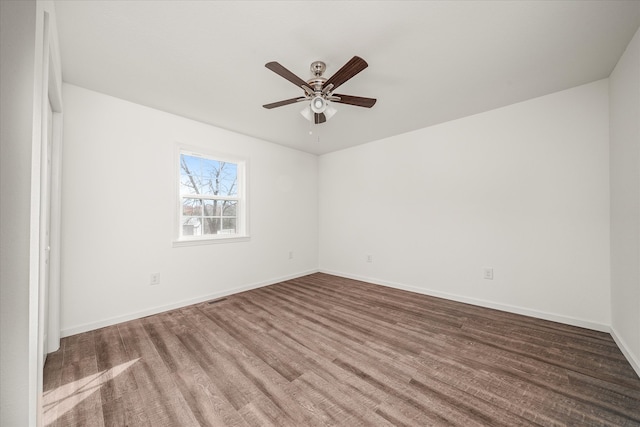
[43,273,640,426]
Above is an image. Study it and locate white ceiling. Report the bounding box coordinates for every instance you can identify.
[53,1,640,155]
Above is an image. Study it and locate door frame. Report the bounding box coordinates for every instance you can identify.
[29,2,63,426]
[44,34,63,357]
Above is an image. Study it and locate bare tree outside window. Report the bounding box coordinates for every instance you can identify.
[180,153,239,237]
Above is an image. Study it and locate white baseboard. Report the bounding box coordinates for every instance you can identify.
[319,269,611,333]
[610,326,640,379]
[60,269,319,337]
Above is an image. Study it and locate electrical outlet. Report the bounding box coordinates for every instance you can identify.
[150,273,160,285]
[366,254,373,263]
[289,251,294,260]
[483,268,493,280]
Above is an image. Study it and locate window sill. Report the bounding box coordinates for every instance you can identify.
[172,235,250,247]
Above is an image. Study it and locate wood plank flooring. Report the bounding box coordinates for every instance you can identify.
[43,273,640,426]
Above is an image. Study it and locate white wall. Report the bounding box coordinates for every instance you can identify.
[610,26,640,374]
[0,2,37,424]
[319,80,611,330]
[60,84,318,335]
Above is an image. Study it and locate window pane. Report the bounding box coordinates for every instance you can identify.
[181,154,238,197]
[198,159,238,197]
[218,162,238,196]
[203,199,221,215]
[180,176,203,195]
[198,177,214,195]
[202,158,221,177]
[203,200,213,215]
[182,198,202,216]
[222,200,237,216]
[222,218,236,233]
[180,154,202,175]
[180,154,206,195]
[203,218,221,235]
[182,217,202,236]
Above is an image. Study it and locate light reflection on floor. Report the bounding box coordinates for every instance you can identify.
[43,358,139,426]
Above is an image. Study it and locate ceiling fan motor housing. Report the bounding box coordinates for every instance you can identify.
[308,61,328,92]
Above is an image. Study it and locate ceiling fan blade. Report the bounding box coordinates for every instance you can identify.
[324,56,368,91]
[333,94,377,108]
[314,113,326,124]
[263,97,306,109]
[265,61,314,93]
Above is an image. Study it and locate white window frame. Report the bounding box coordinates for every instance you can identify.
[173,144,249,246]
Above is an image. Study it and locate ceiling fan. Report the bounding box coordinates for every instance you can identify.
[262,56,377,124]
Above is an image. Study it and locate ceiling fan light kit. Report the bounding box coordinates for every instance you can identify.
[301,103,337,121]
[263,56,377,125]
[310,95,327,113]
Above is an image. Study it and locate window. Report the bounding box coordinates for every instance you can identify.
[175,147,248,245]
